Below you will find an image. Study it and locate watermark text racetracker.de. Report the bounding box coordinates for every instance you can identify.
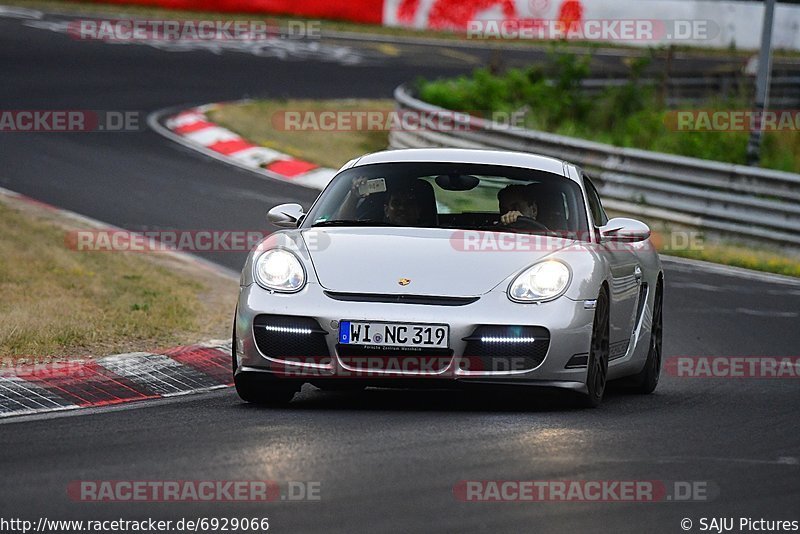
[64,229,331,253]
[68,18,320,41]
[67,480,320,502]
[666,110,800,132]
[271,109,527,132]
[0,110,141,132]
[448,229,704,253]
[465,18,718,42]
[664,357,800,378]
[453,480,718,502]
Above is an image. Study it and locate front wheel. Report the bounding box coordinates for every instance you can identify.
[231,312,300,405]
[234,373,299,405]
[581,287,610,408]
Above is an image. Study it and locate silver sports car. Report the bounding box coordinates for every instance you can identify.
[233,148,663,407]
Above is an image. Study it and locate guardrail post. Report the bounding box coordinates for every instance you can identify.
[746,0,776,166]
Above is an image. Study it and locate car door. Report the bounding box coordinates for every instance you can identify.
[583,174,641,359]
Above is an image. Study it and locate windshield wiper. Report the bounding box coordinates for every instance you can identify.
[311,219,396,228]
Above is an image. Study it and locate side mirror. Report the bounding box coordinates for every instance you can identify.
[599,217,651,243]
[267,203,304,228]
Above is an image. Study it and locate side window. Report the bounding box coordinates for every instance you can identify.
[583,175,608,226]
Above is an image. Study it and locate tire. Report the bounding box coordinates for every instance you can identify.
[581,286,610,408]
[231,310,238,376]
[231,311,299,405]
[234,373,298,405]
[631,280,663,394]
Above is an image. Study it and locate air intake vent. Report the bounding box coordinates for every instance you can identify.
[252,314,329,364]
[462,325,550,372]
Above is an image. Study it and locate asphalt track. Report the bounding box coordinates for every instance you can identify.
[1,7,799,533]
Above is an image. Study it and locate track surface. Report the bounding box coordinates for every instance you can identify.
[1,9,798,533]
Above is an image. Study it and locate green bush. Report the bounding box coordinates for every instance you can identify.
[417,49,798,173]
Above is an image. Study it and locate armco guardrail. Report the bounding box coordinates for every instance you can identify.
[389,85,800,247]
[580,76,800,108]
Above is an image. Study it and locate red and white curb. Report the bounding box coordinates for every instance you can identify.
[0,187,240,420]
[0,341,233,418]
[150,104,336,191]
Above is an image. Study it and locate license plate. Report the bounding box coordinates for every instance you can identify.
[339,321,449,349]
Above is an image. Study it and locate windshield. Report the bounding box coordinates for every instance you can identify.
[302,162,589,239]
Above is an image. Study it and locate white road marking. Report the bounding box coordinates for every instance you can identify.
[734,308,799,318]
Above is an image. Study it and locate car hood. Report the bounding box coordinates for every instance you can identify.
[302,227,575,297]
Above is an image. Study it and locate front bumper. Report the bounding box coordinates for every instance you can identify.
[235,282,595,391]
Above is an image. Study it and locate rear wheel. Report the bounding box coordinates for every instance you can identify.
[581,287,610,408]
[632,280,663,394]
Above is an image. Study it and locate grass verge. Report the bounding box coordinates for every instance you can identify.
[662,242,800,277]
[208,98,800,278]
[207,99,394,169]
[0,196,237,360]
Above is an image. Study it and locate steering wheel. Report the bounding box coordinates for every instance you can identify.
[497,215,551,233]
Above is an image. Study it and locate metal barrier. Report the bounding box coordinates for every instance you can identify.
[580,76,800,107]
[389,84,800,247]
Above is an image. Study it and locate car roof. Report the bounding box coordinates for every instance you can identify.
[350,148,571,178]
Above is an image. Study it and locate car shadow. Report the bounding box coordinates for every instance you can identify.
[234,381,642,414]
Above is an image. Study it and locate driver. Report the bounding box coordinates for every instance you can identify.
[336,177,424,226]
[498,184,538,225]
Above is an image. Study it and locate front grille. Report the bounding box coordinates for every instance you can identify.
[324,291,479,306]
[252,314,330,364]
[462,325,550,372]
[337,344,453,373]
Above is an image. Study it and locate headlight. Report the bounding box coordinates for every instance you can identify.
[508,260,570,302]
[254,249,306,292]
